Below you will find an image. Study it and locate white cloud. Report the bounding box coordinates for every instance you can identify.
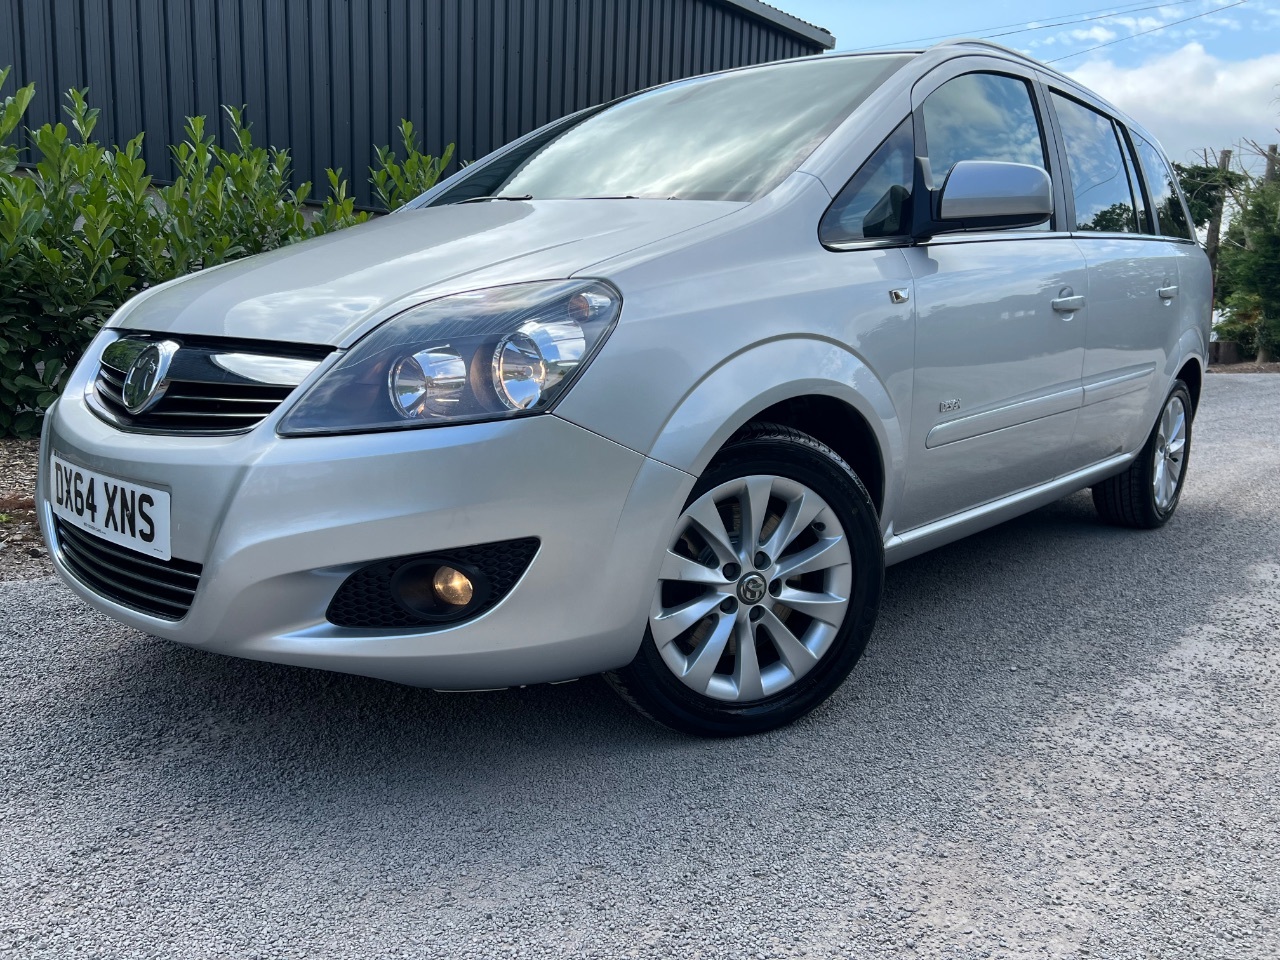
[1067,26,1118,43]
[1067,42,1280,167]
[1023,3,1229,56]
[1110,15,1166,32]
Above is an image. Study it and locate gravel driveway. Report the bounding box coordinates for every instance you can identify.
[2,375,1277,960]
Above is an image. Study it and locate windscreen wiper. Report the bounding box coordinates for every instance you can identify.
[455,194,534,203]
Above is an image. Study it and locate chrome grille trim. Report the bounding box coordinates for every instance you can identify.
[89,332,331,435]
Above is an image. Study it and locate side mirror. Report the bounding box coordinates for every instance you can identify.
[940,160,1054,222]
[913,160,1053,238]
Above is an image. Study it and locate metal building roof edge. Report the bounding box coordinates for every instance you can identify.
[718,0,836,50]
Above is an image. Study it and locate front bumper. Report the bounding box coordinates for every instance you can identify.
[37,393,692,688]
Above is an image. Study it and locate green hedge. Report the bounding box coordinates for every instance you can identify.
[0,66,454,437]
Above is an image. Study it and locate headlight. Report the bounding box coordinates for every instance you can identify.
[278,279,621,436]
[389,348,468,418]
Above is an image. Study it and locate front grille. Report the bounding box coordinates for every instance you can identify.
[95,360,295,432]
[90,332,330,434]
[327,538,540,629]
[54,519,203,620]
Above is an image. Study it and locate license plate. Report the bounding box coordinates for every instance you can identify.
[49,455,172,561]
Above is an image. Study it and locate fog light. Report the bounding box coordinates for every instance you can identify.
[389,559,490,621]
[432,565,474,606]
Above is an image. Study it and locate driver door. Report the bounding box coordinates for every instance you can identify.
[896,62,1088,531]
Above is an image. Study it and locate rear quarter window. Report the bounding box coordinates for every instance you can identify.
[1132,134,1195,240]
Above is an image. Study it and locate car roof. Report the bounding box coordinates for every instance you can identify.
[774,39,1163,156]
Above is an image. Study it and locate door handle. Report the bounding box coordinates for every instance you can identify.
[1051,295,1086,313]
[1158,285,1179,300]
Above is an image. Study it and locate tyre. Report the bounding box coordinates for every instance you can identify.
[1092,380,1193,529]
[607,423,884,737]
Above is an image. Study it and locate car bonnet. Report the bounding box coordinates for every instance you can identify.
[109,199,742,348]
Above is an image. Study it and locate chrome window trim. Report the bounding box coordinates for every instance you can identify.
[823,236,915,253]
[825,229,1200,254]
[1068,231,1200,245]
[827,231,1086,253]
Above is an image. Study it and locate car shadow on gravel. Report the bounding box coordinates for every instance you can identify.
[68,482,1263,823]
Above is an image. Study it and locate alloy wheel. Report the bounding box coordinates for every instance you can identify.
[1152,394,1188,512]
[649,475,853,703]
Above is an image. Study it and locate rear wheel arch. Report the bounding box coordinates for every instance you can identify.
[1093,379,1193,529]
[1177,357,1203,414]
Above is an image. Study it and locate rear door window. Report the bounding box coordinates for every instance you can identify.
[1050,92,1140,233]
[1132,134,1194,240]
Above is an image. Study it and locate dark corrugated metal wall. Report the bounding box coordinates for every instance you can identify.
[1,0,822,206]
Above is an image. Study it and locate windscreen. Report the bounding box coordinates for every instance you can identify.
[434,55,912,204]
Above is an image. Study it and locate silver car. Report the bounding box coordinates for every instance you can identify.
[38,41,1210,736]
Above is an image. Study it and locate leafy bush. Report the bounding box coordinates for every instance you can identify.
[1212,280,1261,355]
[1215,177,1280,362]
[0,66,33,174]
[0,68,455,437]
[372,120,456,212]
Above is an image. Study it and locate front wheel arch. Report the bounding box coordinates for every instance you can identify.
[643,337,903,526]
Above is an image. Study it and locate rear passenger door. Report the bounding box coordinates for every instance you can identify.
[1046,89,1183,466]
[895,64,1089,532]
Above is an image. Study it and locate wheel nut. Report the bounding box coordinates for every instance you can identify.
[754,551,770,570]
[749,607,764,622]
[722,562,740,580]
[720,597,738,614]
[769,580,781,597]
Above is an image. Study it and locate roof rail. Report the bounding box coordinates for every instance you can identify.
[928,38,1076,80]
[924,37,1141,136]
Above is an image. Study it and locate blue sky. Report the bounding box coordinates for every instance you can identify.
[780,0,1280,169]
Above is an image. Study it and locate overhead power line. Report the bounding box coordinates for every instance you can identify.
[860,0,1198,50]
[985,0,1200,38]
[1045,0,1248,62]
